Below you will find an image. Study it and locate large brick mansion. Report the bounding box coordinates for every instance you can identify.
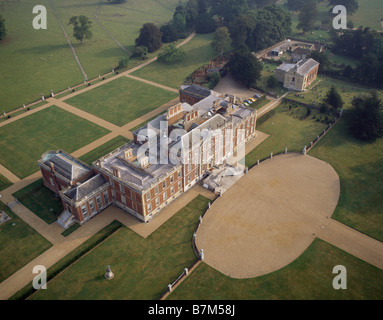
[39,85,258,228]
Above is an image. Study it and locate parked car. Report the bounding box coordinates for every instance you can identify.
[253,94,260,98]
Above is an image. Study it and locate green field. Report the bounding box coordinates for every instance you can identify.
[30,195,210,300]
[0,0,179,112]
[79,135,130,165]
[132,33,215,89]
[0,174,12,192]
[246,103,328,167]
[13,179,64,224]
[169,238,383,300]
[65,77,178,126]
[0,106,109,178]
[0,202,52,283]
[310,120,383,241]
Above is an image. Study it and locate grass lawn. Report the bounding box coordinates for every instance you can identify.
[131,33,215,89]
[0,106,110,179]
[64,77,178,126]
[30,195,210,300]
[0,202,52,283]
[310,120,383,241]
[0,175,12,192]
[0,0,83,112]
[168,238,383,300]
[11,220,123,300]
[79,135,130,165]
[13,179,64,224]
[245,102,328,167]
[285,76,381,109]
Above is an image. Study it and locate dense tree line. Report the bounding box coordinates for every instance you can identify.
[331,27,383,87]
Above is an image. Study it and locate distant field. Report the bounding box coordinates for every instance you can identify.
[169,238,383,300]
[132,33,215,89]
[0,174,12,191]
[65,77,178,126]
[310,120,383,241]
[0,106,109,178]
[0,0,179,112]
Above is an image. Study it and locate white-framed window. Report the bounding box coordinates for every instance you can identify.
[81,204,89,218]
[49,177,54,186]
[178,181,182,189]
[96,195,102,209]
[119,183,125,193]
[146,192,151,201]
[155,186,159,194]
[162,180,166,188]
[110,179,114,187]
[147,203,152,212]
[171,186,175,194]
[163,192,167,201]
[89,200,96,215]
[155,197,160,206]
[170,175,174,183]
[121,195,126,205]
[103,190,109,204]
[111,190,116,198]
[178,170,181,178]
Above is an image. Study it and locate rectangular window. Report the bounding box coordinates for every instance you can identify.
[110,179,114,187]
[146,192,151,201]
[162,180,166,189]
[170,175,174,184]
[121,195,126,205]
[147,203,152,212]
[89,200,96,215]
[49,177,54,186]
[171,186,175,194]
[155,197,160,206]
[178,170,181,178]
[155,186,159,194]
[103,191,109,204]
[163,192,167,201]
[111,190,116,198]
[96,195,102,209]
[119,183,125,193]
[178,181,182,189]
[81,204,88,218]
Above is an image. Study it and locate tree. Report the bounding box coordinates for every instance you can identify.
[195,13,216,34]
[157,43,186,63]
[228,50,263,87]
[228,13,256,51]
[118,56,129,68]
[253,5,292,50]
[211,27,231,57]
[308,51,330,73]
[346,92,383,141]
[324,86,344,109]
[0,14,6,41]
[267,75,278,88]
[286,0,305,11]
[297,0,318,33]
[68,16,93,44]
[132,46,148,60]
[328,0,359,15]
[135,23,162,53]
